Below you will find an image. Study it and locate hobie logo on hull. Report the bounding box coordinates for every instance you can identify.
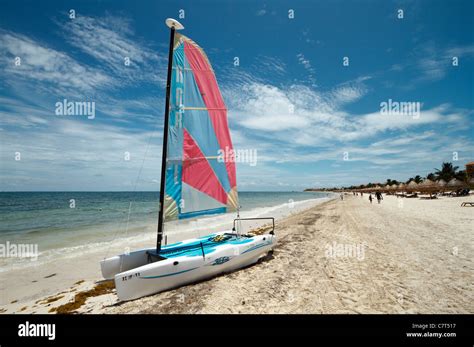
[211,256,231,265]
[18,321,55,340]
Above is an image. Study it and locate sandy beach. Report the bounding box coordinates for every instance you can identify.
[2,194,473,314]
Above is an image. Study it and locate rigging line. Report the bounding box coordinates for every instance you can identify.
[102,118,161,308]
[124,201,132,235]
[103,117,162,260]
[119,201,133,274]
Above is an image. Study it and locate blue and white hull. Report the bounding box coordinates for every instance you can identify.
[100,232,276,301]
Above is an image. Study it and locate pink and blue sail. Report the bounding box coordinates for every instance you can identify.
[164,33,238,221]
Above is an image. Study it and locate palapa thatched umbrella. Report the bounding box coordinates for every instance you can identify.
[418,178,440,198]
[436,179,447,192]
[367,185,378,194]
[406,180,419,193]
[418,178,437,193]
[385,184,396,194]
[447,178,466,189]
[395,183,406,196]
[436,179,447,186]
[384,184,391,193]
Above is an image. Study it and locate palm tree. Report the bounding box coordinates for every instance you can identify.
[434,162,459,181]
[456,170,467,181]
[426,173,436,180]
[411,175,423,183]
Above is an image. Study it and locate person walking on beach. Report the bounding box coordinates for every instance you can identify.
[375,192,382,204]
[340,193,344,201]
[369,194,373,204]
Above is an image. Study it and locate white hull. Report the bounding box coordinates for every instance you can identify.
[101,232,276,301]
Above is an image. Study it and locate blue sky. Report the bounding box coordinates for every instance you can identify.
[0,0,473,191]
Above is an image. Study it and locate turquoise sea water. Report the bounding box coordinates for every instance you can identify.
[0,191,330,255]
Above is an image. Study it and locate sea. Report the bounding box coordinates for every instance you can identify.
[0,191,332,271]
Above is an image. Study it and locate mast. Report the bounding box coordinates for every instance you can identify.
[157,19,184,253]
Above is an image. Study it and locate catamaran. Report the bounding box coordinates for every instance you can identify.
[100,18,276,301]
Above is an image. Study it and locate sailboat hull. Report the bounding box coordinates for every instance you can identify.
[101,232,275,301]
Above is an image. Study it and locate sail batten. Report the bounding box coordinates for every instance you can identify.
[164,33,238,221]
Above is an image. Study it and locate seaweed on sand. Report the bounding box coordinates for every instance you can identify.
[50,281,115,314]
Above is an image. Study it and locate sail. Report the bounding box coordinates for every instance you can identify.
[163,33,238,221]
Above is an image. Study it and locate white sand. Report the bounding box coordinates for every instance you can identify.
[2,194,473,314]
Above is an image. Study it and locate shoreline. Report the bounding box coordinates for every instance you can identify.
[0,195,331,272]
[2,193,472,314]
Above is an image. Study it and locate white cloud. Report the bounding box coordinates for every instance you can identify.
[58,15,166,85]
[330,85,366,105]
[222,70,472,178]
[297,53,311,70]
[413,43,474,83]
[0,115,162,191]
[233,84,311,131]
[0,31,114,94]
[296,53,316,85]
[227,80,359,145]
[258,55,286,75]
[228,78,467,145]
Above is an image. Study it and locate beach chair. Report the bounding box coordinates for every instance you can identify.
[460,202,474,207]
